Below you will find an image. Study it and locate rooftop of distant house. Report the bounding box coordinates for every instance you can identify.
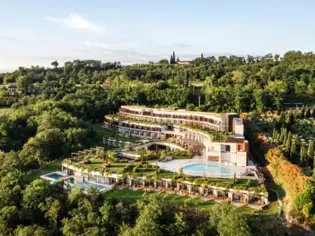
[176,61,194,64]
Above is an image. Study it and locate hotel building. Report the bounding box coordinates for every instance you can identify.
[104,106,249,167]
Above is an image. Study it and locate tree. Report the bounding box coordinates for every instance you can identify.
[209,203,234,228]
[266,80,288,109]
[17,75,32,94]
[295,80,307,97]
[300,146,307,165]
[0,206,18,235]
[286,112,295,126]
[290,139,297,157]
[184,70,189,88]
[168,212,188,236]
[132,197,166,236]
[217,212,251,236]
[14,225,49,236]
[308,140,314,161]
[51,61,59,68]
[172,51,176,64]
[285,134,291,151]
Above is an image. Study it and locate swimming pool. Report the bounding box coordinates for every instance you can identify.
[183,164,233,176]
[40,171,67,182]
[47,173,65,180]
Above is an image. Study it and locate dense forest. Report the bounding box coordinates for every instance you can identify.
[1,51,315,235]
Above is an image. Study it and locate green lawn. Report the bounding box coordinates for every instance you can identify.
[25,159,63,182]
[103,188,216,210]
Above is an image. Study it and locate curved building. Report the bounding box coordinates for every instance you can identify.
[104,106,249,167]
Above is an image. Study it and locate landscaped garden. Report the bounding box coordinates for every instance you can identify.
[62,148,266,193]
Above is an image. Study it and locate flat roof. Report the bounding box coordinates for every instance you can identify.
[121,105,238,119]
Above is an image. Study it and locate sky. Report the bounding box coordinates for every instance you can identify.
[0,0,315,71]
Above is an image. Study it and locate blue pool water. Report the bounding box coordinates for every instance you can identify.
[47,173,64,180]
[183,164,233,175]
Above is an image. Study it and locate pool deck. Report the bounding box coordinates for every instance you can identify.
[152,159,257,178]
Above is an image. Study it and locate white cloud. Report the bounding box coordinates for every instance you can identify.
[0,36,16,41]
[84,40,110,49]
[45,14,102,33]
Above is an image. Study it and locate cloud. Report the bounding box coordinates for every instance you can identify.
[84,40,110,49]
[172,43,191,48]
[84,40,161,63]
[0,36,16,41]
[45,14,102,33]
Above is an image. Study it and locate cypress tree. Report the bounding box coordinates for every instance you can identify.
[300,105,305,119]
[305,107,311,118]
[278,112,286,124]
[308,140,314,159]
[294,106,300,119]
[172,51,176,64]
[276,132,281,143]
[184,70,189,88]
[286,112,294,126]
[290,139,296,157]
[201,53,204,59]
[272,128,277,140]
[279,127,287,143]
[283,134,287,146]
[300,146,307,164]
[285,135,291,150]
[287,131,292,142]
[170,55,173,64]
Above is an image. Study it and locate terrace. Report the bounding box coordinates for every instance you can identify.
[39,146,267,208]
[104,114,231,143]
[119,108,226,131]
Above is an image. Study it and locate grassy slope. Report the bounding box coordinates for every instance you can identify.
[25,159,63,182]
[104,188,216,211]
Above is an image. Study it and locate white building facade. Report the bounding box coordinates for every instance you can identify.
[104,106,249,167]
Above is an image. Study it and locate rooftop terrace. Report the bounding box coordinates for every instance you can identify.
[121,105,237,119]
